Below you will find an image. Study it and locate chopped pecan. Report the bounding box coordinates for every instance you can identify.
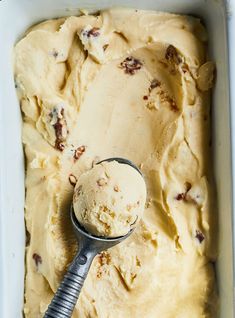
[52,50,58,58]
[175,182,192,201]
[159,91,179,112]
[97,178,107,186]
[181,63,189,74]
[82,27,100,38]
[32,253,42,267]
[96,270,102,278]
[165,45,182,65]
[145,198,152,208]
[185,181,205,207]
[169,98,179,112]
[74,145,86,160]
[185,182,192,192]
[114,185,120,192]
[88,27,100,37]
[56,142,65,151]
[149,79,161,92]
[97,251,111,266]
[195,230,205,243]
[96,251,111,277]
[50,107,68,152]
[176,193,186,201]
[69,174,77,186]
[103,44,109,51]
[119,56,143,75]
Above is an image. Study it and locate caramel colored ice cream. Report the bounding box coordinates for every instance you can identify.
[73,160,146,237]
[14,8,217,318]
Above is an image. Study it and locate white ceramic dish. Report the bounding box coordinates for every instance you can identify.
[0,0,234,317]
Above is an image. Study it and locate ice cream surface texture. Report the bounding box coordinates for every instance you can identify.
[14,8,217,318]
[73,160,146,237]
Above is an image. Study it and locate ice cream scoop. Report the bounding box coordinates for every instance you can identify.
[73,159,146,237]
[44,157,146,318]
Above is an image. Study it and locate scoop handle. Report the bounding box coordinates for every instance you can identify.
[44,249,96,318]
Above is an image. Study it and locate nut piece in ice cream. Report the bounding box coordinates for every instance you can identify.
[79,25,108,63]
[73,160,146,237]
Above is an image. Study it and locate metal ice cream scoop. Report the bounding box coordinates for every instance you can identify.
[44,157,143,318]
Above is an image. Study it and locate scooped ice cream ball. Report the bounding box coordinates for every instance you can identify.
[73,160,146,237]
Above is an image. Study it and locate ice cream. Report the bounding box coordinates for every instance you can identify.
[73,160,146,237]
[14,8,217,318]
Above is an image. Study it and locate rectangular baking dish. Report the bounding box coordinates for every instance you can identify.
[0,0,234,317]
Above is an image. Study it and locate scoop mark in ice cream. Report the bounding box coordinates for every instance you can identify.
[196,61,215,92]
[119,56,143,75]
[74,145,86,160]
[32,253,42,267]
[195,230,205,243]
